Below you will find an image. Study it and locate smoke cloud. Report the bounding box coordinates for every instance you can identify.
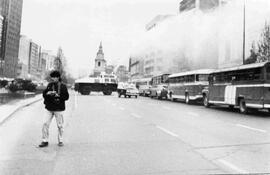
[130,0,270,73]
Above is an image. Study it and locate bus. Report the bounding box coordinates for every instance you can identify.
[202,61,270,113]
[168,69,213,104]
[149,73,170,99]
[131,77,151,96]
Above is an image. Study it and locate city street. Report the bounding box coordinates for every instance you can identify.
[0,91,270,174]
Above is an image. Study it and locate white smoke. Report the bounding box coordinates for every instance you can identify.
[130,0,270,73]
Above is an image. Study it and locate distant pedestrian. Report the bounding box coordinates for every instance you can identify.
[39,70,69,147]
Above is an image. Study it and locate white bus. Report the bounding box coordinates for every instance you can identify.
[168,69,213,104]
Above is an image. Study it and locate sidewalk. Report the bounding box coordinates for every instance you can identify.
[0,94,43,125]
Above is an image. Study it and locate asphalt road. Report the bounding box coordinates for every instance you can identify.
[0,91,270,174]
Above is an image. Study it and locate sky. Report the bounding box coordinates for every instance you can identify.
[20,0,178,77]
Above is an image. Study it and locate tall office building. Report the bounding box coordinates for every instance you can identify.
[0,0,23,78]
[18,35,30,79]
[28,41,41,80]
[179,0,219,13]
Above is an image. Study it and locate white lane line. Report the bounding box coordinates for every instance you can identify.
[130,113,143,118]
[119,107,125,110]
[156,126,179,137]
[236,124,267,133]
[187,112,199,117]
[218,159,247,174]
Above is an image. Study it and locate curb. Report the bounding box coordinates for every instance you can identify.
[0,97,43,126]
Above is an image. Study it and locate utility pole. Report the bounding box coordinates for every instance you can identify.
[243,0,246,64]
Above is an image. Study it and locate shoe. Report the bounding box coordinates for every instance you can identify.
[58,142,64,147]
[38,142,48,147]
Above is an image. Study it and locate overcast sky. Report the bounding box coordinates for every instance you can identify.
[20,0,178,77]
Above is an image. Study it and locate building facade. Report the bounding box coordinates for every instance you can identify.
[179,0,220,13]
[17,35,30,79]
[0,0,23,78]
[105,65,114,74]
[28,41,41,80]
[41,50,55,72]
[145,15,173,31]
[116,65,129,82]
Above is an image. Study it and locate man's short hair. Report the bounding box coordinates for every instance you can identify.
[50,70,61,78]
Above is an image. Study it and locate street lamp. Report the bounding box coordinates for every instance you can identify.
[243,0,246,64]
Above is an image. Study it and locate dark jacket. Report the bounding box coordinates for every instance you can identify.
[43,82,69,111]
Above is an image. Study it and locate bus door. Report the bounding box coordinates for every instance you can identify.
[224,85,236,105]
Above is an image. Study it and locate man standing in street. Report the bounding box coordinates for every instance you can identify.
[39,70,69,147]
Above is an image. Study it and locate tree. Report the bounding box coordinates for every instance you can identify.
[244,42,257,64]
[246,21,270,64]
[257,22,270,62]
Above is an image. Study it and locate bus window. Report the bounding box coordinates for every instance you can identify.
[196,74,209,82]
[185,75,195,82]
[267,66,270,80]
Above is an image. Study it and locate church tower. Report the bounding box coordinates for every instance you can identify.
[93,42,107,76]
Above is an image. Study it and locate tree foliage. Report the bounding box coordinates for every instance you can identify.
[245,22,270,64]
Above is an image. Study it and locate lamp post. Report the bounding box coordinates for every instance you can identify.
[243,0,246,64]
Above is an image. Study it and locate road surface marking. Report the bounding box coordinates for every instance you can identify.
[236,124,267,133]
[162,106,171,110]
[119,107,125,110]
[187,112,199,117]
[218,159,247,174]
[156,126,178,137]
[130,113,142,118]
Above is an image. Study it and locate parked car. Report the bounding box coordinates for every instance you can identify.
[117,83,139,98]
[125,87,139,98]
[149,84,168,100]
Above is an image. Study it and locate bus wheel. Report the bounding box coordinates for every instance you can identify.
[185,94,190,104]
[239,99,247,114]
[203,95,210,107]
[170,93,174,101]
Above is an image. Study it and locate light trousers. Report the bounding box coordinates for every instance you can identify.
[42,110,64,143]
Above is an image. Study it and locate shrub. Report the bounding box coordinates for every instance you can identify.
[0,80,8,88]
[8,82,20,92]
[7,79,37,92]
